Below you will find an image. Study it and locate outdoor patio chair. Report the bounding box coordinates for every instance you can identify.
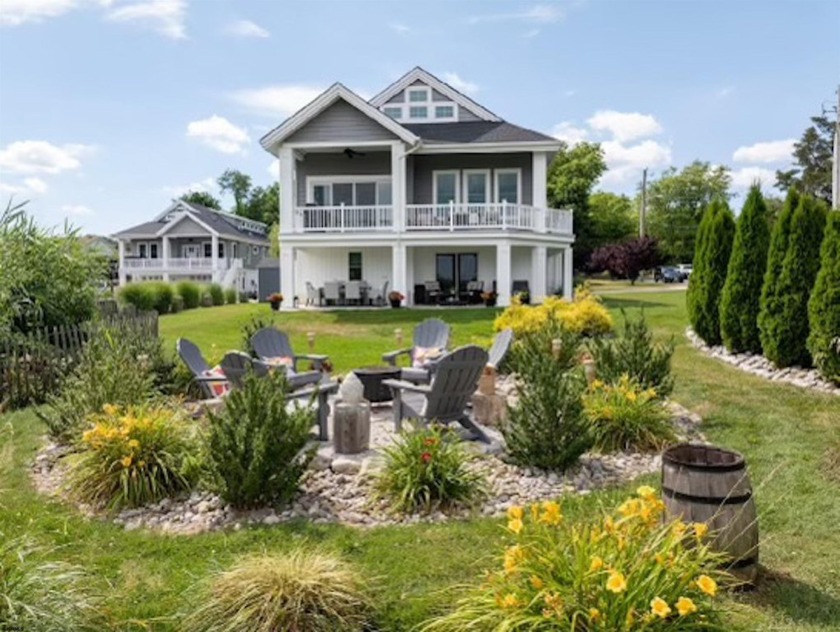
[512,279,530,302]
[176,337,230,399]
[383,345,491,442]
[424,280,443,304]
[382,317,450,368]
[324,281,341,306]
[461,280,484,304]
[374,280,389,306]
[305,281,321,306]
[345,281,362,306]
[251,327,330,373]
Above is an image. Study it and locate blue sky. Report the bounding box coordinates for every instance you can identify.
[1,0,838,235]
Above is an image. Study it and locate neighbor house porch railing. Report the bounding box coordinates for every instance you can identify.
[295,205,394,232]
[121,257,240,270]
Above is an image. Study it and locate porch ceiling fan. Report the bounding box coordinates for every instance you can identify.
[343,147,366,159]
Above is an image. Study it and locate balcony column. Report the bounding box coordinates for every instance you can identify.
[211,234,219,284]
[391,243,406,303]
[563,246,574,299]
[391,141,406,232]
[496,242,512,307]
[278,146,295,235]
[532,151,548,233]
[280,246,295,309]
[117,240,126,286]
[161,236,170,282]
[531,245,547,303]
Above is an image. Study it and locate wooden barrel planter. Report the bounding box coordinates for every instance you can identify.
[662,443,759,583]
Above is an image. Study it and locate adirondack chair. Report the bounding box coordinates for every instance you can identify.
[217,351,338,441]
[383,345,491,442]
[401,328,514,385]
[382,317,450,368]
[251,327,330,373]
[177,337,230,399]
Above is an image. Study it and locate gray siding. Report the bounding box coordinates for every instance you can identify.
[296,151,391,204]
[165,216,210,237]
[410,153,534,205]
[385,92,404,104]
[457,107,483,122]
[432,88,448,102]
[286,99,398,144]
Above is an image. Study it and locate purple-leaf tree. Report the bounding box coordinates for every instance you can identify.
[588,237,663,284]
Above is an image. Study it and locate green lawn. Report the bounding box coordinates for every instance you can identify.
[2,292,839,630]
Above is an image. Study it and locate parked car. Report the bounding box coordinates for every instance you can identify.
[677,264,693,278]
[654,266,686,283]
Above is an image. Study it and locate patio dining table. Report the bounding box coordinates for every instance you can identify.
[320,281,372,306]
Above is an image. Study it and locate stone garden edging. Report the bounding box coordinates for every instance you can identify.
[685,327,840,396]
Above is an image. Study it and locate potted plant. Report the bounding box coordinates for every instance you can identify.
[481,291,497,307]
[515,290,530,305]
[267,292,283,311]
[388,290,404,309]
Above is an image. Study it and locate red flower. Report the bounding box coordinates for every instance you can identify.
[421,452,432,463]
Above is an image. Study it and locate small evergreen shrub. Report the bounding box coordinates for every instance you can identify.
[582,375,674,452]
[375,424,485,513]
[240,315,274,356]
[183,550,371,632]
[503,323,591,470]
[68,404,200,510]
[762,197,827,367]
[719,185,771,353]
[686,199,735,345]
[224,288,238,305]
[759,189,800,354]
[587,310,675,396]
[118,282,157,312]
[207,371,314,508]
[494,289,613,338]
[176,281,201,309]
[420,488,732,631]
[808,211,840,384]
[208,283,225,306]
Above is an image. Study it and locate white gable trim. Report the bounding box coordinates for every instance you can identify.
[369,67,501,123]
[260,83,419,152]
[156,210,218,237]
[153,200,190,222]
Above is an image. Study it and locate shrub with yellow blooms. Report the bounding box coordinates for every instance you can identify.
[582,374,675,452]
[421,487,732,631]
[68,404,200,510]
[494,287,613,338]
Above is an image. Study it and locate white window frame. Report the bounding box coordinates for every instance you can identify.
[407,86,430,103]
[383,106,402,120]
[433,170,461,205]
[183,244,201,259]
[462,169,492,205]
[433,104,456,121]
[202,241,213,258]
[217,241,225,259]
[408,105,428,120]
[307,176,393,206]
[494,168,522,205]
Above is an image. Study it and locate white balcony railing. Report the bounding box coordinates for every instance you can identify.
[122,257,239,270]
[296,205,393,232]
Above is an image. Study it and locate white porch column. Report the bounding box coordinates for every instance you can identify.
[280,246,295,308]
[532,151,548,233]
[531,245,547,303]
[211,234,219,284]
[278,146,295,234]
[563,246,574,299]
[117,240,126,286]
[391,141,406,233]
[392,243,407,304]
[405,246,414,306]
[496,242,512,307]
[161,236,170,282]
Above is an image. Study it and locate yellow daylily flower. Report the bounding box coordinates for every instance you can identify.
[677,596,698,616]
[637,485,656,499]
[650,597,671,618]
[121,455,132,468]
[539,501,563,525]
[693,522,709,539]
[530,575,544,590]
[500,593,520,609]
[507,505,524,521]
[589,556,604,572]
[606,570,627,593]
[507,518,524,535]
[696,574,717,597]
[589,607,601,622]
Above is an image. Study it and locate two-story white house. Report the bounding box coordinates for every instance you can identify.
[261,67,573,308]
[112,200,271,294]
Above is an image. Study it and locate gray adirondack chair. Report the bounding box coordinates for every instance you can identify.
[487,328,514,370]
[383,345,491,442]
[251,327,329,372]
[177,337,229,399]
[382,317,450,367]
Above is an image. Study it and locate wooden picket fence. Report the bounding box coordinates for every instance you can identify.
[0,312,158,410]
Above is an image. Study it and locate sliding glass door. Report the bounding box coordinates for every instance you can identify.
[435,253,478,297]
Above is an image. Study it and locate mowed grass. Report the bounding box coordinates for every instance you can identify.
[1,290,839,630]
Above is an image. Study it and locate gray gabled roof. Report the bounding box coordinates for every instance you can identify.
[402,121,557,144]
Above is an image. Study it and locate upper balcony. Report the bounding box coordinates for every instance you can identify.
[121,257,242,271]
[293,203,572,236]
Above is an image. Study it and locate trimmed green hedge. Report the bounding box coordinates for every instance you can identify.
[807,211,840,383]
[224,288,238,305]
[207,283,225,306]
[175,281,201,309]
[119,281,172,314]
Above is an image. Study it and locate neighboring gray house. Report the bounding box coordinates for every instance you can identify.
[261,67,574,308]
[112,200,271,294]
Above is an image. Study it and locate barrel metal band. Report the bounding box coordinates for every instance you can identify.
[662,486,752,505]
[663,460,745,473]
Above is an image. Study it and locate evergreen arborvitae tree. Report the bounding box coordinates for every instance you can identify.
[758,189,799,355]
[763,197,827,367]
[719,185,771,353]
[807,211,840,383]
[686,198,735,345]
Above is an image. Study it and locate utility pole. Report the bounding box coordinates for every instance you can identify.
[640,167,648,237]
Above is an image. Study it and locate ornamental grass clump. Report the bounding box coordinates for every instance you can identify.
[68,404,200,510]
[582,375,674,453]
[182,549,371,632]
[376,424,485,513]
[421,487,732,631]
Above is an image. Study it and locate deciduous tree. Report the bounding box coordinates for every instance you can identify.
[179,190,221,210]
[588,237,662,284]
[775,115,834,205]
[217,169,253,217]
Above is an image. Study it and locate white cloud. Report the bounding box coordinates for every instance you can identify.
[389,22,409,34]
[442,72,478,95]
[186,115,250,154]
[730,166,777,190]
[550,121,589,146]
[163,176,217,197]
[587,110,663,143]
[24,177,48,193]
[600,139,672,186]
[469,3,563,24]
[715,86,735,99]
[267,159,278,178]
[224,18,268,38]
[0,0,79,26]
[0,140,94,174]
[564,89,577,98]
[230,85,325,118]
[732,139,794,164]
[106,0,186,39]
[61,204,94,216]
